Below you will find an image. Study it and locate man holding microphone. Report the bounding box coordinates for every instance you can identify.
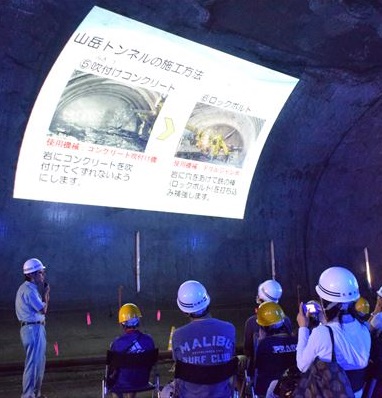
[15,258,50,398]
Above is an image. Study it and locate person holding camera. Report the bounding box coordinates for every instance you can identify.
[296,266,370,398]
[15,258,50,398]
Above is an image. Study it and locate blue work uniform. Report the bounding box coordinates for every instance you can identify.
[109,329,155,393]
[243,312,293,376]
[15,281,46,398]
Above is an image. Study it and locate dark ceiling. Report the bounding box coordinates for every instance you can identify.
[206,0,382,74]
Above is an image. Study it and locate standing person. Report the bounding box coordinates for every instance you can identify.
[243,280,287,375]
[296,266,371,398]
[172,280,236,398]
[15,258,50,398]
[108,303,156,398]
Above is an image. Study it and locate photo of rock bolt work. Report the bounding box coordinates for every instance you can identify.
[175,102,265,168]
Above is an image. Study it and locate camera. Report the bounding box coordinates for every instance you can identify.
[303,302,318,315]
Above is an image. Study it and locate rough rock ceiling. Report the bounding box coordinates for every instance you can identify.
[206,0,382,74]
[2,0,382,303]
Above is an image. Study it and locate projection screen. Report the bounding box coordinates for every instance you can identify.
[13,6,298,219]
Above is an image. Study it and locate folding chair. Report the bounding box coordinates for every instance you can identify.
[241,367,256,398]
[362,377,378,398]
[102,348,160,398]
[174,356,239,397]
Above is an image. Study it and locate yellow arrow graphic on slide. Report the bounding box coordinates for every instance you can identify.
[157,117,175,140]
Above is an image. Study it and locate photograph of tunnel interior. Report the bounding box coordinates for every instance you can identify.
[176,102,265,168]
[49,71,166,152]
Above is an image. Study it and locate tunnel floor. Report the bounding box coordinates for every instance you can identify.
[1,362,175,398]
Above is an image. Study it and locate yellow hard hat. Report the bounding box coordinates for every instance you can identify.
[256,301,286,327]
[118,303,142,325]
[355,297,370,315]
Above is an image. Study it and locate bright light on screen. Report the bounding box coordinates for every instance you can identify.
[13,6,298,219]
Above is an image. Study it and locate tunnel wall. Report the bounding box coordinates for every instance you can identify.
[2,0,382,314]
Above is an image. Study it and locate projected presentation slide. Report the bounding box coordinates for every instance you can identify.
[13,6,298,219]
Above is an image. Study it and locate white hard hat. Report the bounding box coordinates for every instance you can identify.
[177,280,210,314]
[315,266,360,303]
[376,286,382,298]
[258,280,283,303]
[23,258,45,275]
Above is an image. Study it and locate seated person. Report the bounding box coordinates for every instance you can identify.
[172,280,236,398]
[107,303,155,398]
[243,279,285,376]
[355,296,370,322]
[369,286,382,331]
[364,288,382,397]
[252,301,297,397]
